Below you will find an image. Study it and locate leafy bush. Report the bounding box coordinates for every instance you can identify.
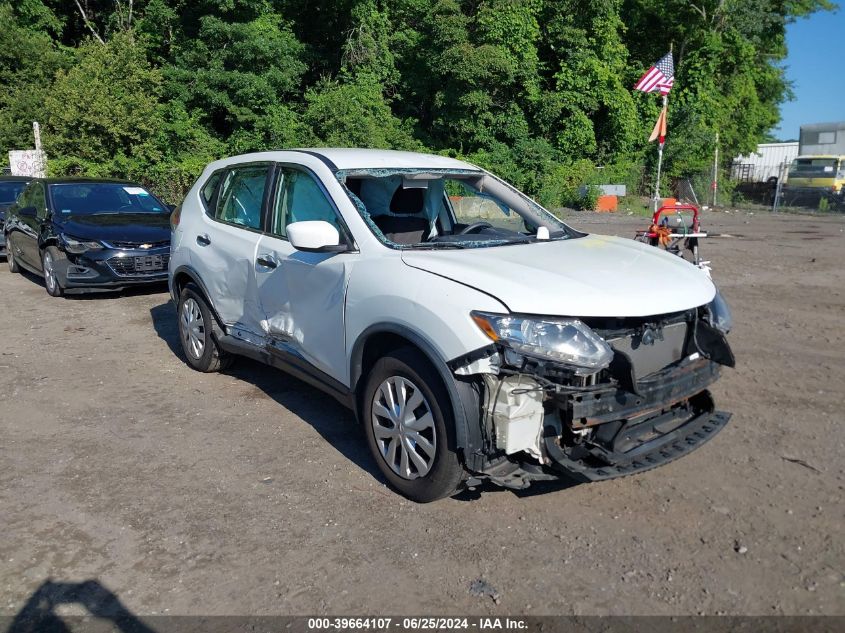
[577,184,602,211]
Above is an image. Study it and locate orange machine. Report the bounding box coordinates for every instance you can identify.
[635,203,708,268]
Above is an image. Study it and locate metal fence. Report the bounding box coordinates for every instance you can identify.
[671,160,845,213]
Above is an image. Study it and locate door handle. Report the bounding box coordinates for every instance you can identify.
[256,255,278,269]
[196,234,211,246]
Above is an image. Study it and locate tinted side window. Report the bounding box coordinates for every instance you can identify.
[31,183,47,218]
[214,165,270,230]
[270,168,341,238]
[16,184,32,209]
[0,181,27,205]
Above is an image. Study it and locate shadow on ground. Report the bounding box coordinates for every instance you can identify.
[148,300,385,484]
[5,579,155,633]
[149,300,583,502]
[452,475,580,501]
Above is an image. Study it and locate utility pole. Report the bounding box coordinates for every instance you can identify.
[711,132,719,207]
[773,161,787,212]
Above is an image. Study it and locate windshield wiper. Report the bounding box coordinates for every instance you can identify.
[409,242,467,249]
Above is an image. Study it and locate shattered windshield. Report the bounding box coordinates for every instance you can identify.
[337,168,580,249]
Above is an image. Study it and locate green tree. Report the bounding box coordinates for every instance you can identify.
[0,2,69,151]
[41,32,163,175]
[0,0,835,203]
[164,8,308,151]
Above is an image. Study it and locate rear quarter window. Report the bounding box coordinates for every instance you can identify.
[213,164,271,231]
[201,171,223,212]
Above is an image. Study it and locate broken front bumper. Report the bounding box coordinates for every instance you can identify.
[473,355,731,487]
[545,358,730,481]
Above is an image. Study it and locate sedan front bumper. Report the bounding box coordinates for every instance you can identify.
[52,246,170,292]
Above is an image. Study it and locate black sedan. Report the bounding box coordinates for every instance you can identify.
[0,175,32,257]
[4,178,172,296]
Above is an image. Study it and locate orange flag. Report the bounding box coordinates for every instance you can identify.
[649,105,667,145]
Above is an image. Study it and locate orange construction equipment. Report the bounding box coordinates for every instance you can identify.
[634,203,708,269]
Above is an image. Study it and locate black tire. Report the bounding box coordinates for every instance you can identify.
[176,283,233,373]
[362,347,464,502]
[7,239,20,273]
[42,246,64,297]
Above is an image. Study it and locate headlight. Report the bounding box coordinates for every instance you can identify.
[707,290,733,334]
[60,234,103,254]
[471,311,614,374]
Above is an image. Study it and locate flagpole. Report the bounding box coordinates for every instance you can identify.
[635,49,673,212]
[653,94,667,212]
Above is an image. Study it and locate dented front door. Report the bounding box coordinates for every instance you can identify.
[253,166,351,384]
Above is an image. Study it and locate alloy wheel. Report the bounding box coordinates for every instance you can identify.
[180,297,206,359]
[371,376,437,479]
[43,252,56,292]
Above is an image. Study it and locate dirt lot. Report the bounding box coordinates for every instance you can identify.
[1,210,843,618]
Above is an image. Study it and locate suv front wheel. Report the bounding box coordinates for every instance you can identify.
[177,284,232,373]
[363,348,464,502]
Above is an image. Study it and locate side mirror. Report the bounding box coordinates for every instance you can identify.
[18,206,37,218]
[287,220,347,253]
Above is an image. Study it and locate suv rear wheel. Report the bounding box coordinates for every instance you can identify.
[177,284,232,372]
[363,348,464,502]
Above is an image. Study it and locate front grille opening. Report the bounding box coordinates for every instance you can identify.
[107,254,169,277]
[107,240,170,250]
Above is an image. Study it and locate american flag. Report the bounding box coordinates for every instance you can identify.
[634,52,675,95]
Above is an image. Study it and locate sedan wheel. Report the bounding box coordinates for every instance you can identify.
[42,247,63,297]
[7,243,20,273]
[371,376,437,479]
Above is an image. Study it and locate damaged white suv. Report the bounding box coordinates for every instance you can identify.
[169,149,734,502]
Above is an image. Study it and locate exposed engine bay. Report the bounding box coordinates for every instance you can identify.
[453,303,735,489]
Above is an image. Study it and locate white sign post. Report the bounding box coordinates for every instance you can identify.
[8,150,47,178]
[33,121,43,151]
[8,121,47,177]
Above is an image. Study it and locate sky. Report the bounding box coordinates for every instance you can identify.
[772,6,845,140]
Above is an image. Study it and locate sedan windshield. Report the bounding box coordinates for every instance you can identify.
[0,181,28,205]
[340,169,579,249]
[49,183,167,215]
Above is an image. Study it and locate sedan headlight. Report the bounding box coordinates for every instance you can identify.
[707,289,733,334]
[471,311,614,374]
[60,234,103,254]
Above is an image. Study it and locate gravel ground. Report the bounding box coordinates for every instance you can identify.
[1,209,843,617]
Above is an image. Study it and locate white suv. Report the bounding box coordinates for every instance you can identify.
[169,149,734,502]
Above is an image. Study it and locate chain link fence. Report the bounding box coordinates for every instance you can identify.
[672,160,844,213]
[727,157,844,212]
